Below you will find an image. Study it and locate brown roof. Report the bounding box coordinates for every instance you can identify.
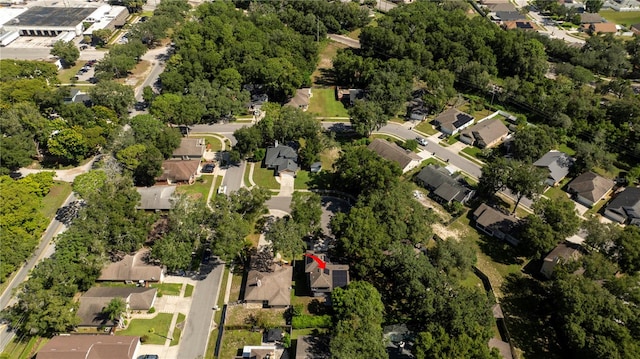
[567,172,614,203]
[460,118,509,147]
[98,249,163,282]
[244,264,293,307]
[489,3,517,11]
[474,203,519,232]
[433,108,474,133]
[37,335,139,359]
[367,139,420,170]
[285,88,312,109]
[503,20,537,30]
[172,138,205,159]
[543,242,583,263]
[157,160,200,182]
[78,287,157,326]
[591,22,617,33]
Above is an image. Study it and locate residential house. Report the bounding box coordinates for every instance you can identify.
[631,23,640,35]
[240,346,278,359]
[36,335,140,359]
[64,89,91,105]
[157,160,200,185]
[296,335,329,359]
[304,251,350,296]
[406,95,429,121]
[580,12,604,24]
[98,249,164,284]
[533,151,573,187]
[171,138,205,160]
[367,139,422,173]
[473,203,520,246]
[502,21,537,30]
[540,241,583,279]
[459,118,509,149]
[603,187,640,226]
[264,328,284,343]
[77,287,157,327]
[135,186,176,211]
[489,3,518,12]
[248,93,269,112]
[589,22,617,34]
[244,263,293,308]
[566,172,614,207]
[432,108,475,136]
[264,143,298,176]
[285,88,312,111]
[415,165,475,204]
[494,10,525,22]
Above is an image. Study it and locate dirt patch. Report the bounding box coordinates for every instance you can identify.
[312,41,348,86]
[226,306,287,328]
[432,222,461,240]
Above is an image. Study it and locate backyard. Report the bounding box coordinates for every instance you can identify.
[57,61,88,83]
[599,10,640,26]
[307,88,349,118]
[117,313,174,345]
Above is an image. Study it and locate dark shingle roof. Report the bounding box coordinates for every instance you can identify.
[265,145,298,175]
[567,172,614,203]
[533,151,573,184]
[367,139,420,170]
[606,187,640,220]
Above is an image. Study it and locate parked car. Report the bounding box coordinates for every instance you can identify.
[137,355,159,359]
[416,137,428,146]
[202,163,215,173]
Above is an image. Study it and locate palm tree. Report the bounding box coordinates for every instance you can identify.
[102,298,127,328]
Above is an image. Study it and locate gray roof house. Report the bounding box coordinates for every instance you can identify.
[533,151,573,186]
[566,172,614,208]
[77,287,157,327]
[603,187,640,226]
[264,143,298,176]
[459,118,509,149]
[540,241,583,279]
[64,89,92,105]
[171,138,206,160]
[432,108,475,135]
[367,139,422,173]
[415,165,474,204]
[136,186,176,211]
[304,251,350,296]
[580,12,604,24]
[473,204,520,246]
[98,249,164,283]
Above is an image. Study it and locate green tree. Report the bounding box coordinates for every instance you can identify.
[533,198,580,240]
[95,54,137,80]
[585,0,604,12]
[334,145,401,196]
[511,126,556,163]
[89,81,135,117]
[50,40,80,67]
[142,86,155,105]
[348,99,388,137]
[47,128,89,164]
[102,297,126,324]
[73,170,107,199]
[429,238,477,279]
[615,226,640,274]
[477,157,510,198]
[291,191,322,235]
[518,216,557,258]
[507,161,546,214]
[330,281,387,359]
[92,28,112,46]
[233,126,263,158]
[265,217,305,260]
[228,187,272,222]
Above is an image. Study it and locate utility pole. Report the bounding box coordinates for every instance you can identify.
[316,16,319,43]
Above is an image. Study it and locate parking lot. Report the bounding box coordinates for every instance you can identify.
[72,59,98,82]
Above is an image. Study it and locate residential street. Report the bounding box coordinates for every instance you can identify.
[0,193,76,351]
[327,34,361,49]
[176,260,225,359]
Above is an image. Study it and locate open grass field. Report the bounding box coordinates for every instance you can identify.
[251,165,280,190]
[295,170,311,190]
[151,282,183,296]
[599,10,640,26]
[117,313,173,345]
[57,61,88,83]
[307,88,349,118]
[312,41,348,86]
[41,181,72,220]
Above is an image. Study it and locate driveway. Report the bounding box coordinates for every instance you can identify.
[278,173,295,197]
[222,161,246,194]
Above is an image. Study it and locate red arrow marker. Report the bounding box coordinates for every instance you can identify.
[303,253,326,270]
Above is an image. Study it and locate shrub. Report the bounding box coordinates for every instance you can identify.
[147,307,156,314]
[291,314,332,329]
[148,327,155,333]
[140,335,149,343]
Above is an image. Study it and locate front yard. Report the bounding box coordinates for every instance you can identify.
[117,313,173,345]
[176,176,212,201]
[151,283,183,296]
[251,165,280,190]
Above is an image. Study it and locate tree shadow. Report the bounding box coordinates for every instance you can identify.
[314,68,338,87]
[477,236,524,266]
[292,259,310,297]
[500,273,564,359]
[307,171,337,191]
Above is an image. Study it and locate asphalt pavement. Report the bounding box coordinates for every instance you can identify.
[222,161,247,194]
[176,260,225,359]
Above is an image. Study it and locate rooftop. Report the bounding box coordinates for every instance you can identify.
[367,139,420,171]
[9,7,96,27]
[78,287,157,326]
[157,160,200,183]
[36,335,139,359]
[533,151,573,184]
[567,172,614,203]
[98,248,163,282]
[606,187,640,214]
[136,186,176,211]
[433,108,474,132]
[172,138,205,159]
[244,264,293,307]
[460,118,509,147]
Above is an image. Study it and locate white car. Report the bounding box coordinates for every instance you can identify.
[416,137,428,146]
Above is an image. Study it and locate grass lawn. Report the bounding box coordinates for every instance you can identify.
[599,10,640,26]
[312,41,347,86]
[243,163,254,187]
[447,134,460,145]
[226,306,287,327]
[170,313,186,346]
[557,143,576,156]
[1,336,49,359]
[203,135,224,152]
[320,148,339,170]
[415,121,438,135]
[151,283,183,296]
[176,177,211,201]
[252,165,280,190]
[229,271,244,303]
[389,117,406,124]
[184,284,194,298]
[219,330,262,359]
[40,181,72,220]
[295,170,311,190]
[57,61,87,83]
[117,313,173,345]
[307,88,349,118]
[544,185,570,202]
[461,146,483,160]
[371,134,401,142]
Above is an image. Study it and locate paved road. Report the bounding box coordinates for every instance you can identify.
[176,260,225,359]
[328,34,361,49]
[0,193,75,351]
[266,196,292,213]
